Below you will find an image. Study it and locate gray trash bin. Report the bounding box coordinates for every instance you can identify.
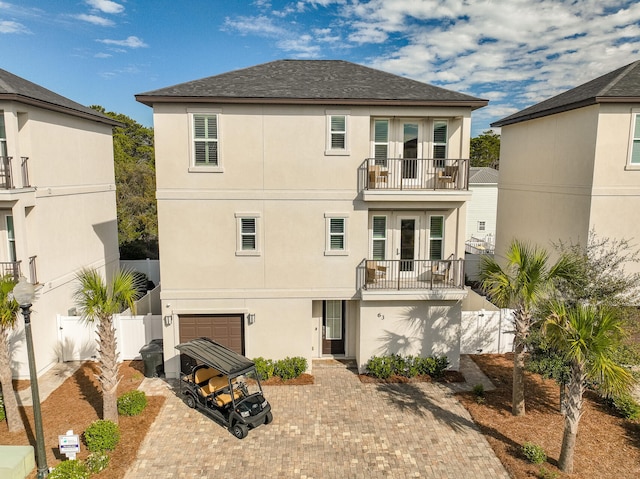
[139,339,164,378]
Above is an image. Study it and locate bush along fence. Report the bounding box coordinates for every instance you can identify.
[253,357,308,381]
[365,354,449,379]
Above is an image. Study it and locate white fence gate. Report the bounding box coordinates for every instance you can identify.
[460,308,514,354]
[57,314,162,362]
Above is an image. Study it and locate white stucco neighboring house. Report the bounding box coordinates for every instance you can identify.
[0,69,120,378]
[466,166,498,244]
[136,60,488,376]
[491,60,640,270]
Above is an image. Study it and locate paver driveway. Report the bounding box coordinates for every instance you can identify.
[125,362,509,479]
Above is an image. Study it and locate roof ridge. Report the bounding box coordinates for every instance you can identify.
[598,60,640,97]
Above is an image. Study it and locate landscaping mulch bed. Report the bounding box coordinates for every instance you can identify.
[457,353,640,479]
[358,370,465,384]
[262,373,314,385]
[0,361,165,479]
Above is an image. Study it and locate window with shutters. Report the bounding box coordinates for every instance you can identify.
[373,119,389,166]
[433,120,448,167]
[325,111,349,155]
[0,112,6,157]
[235,213,261,256]
[324,213,349,255]
[189,111,223,172]
[429,215,444,260]
[478,221,486,232]
[628,112,640,167]
[371,216,387,260]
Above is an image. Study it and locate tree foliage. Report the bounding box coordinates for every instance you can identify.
[74,268,143,423]
[470,130,500,169]
[90,106,157,259]
[0,275,22,432]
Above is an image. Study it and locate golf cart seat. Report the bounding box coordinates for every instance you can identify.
[193,366,222,396]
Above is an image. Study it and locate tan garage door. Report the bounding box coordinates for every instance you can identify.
[179,314,244,354]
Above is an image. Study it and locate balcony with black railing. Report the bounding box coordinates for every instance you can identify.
[0,156,30,189]
[358,158,469,193]
[357,258,465,292]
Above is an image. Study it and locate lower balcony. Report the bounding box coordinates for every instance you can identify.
[0,256,38,284]
[357,258,466,298]
[0,156,30,189]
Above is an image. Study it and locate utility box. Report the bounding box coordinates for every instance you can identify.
[139,339,164,378]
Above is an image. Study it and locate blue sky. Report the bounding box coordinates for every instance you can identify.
[2,0,640,136]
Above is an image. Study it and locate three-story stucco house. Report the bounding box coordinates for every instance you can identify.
[1,69,120,378]
[136,60,487,376]
[491,60,640,271]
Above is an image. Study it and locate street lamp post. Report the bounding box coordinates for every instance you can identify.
[14,276,48,479]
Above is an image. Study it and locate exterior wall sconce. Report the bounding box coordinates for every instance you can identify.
[163,315,172,326]
[248,313,256,325]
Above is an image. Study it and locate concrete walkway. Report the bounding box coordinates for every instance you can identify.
[124,358,509,479]
[15,361,83,407]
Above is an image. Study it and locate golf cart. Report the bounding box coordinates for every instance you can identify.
[175,337,272,439]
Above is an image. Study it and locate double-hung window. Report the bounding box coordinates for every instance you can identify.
[629,112,640,166]
[325,213,349,255]
[433,120,448,167]
[190,111,222,171]
[326,111,349,155]
[373,119,389,166]
[372,216,387,260]
[429,215,444,260]
[235,213,261,256]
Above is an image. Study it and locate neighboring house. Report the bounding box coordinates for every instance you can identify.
[136,60,487,376]
[466,166,498,245]
[0,69,120,378]
[491,61,640,270]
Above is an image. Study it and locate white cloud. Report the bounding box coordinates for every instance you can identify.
[223,15,284,36]
[94,52,112,58]
[74,13,114,26]
[97,36,148,48]
[277,34,321,58]
[0,19,29,33]
[85,0,124,15]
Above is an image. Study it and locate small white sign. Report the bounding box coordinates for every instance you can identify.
[59,430,80,460]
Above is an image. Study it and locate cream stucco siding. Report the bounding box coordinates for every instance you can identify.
[1,101,119,378]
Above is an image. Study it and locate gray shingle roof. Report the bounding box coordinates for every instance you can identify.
[492,60,640,127]
[136,60,487,108]
[469,167,499,184]
[0,69,118,126]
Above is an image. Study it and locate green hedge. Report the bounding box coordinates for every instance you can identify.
[117,390,147,416]
[48,460,90,479]
[84,419,120,452]
[366,354,449,379]
[253,356,307,380]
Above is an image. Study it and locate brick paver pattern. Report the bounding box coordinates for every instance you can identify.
[125,363,510,479]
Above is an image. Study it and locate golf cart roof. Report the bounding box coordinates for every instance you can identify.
[175,337,255,376]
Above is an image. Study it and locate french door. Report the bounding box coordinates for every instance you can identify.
[399,122,421,188]
[393,215,420,277]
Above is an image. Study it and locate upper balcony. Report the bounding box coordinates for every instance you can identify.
[358,158,469,202]
[0,156,30,190]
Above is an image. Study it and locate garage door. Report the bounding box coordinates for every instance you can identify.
[179,314,244,354]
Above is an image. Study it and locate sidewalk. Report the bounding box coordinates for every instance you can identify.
[15,361,83,407]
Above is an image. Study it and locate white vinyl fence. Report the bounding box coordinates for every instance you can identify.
[120,259,160,286]
[460,308,514,354]
[57,313,162,362]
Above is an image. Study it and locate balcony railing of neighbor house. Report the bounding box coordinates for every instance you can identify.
[357,258,465,291]
[0,156,30,189]
[465,236,495,255]
[0,260,21,281]
[359,158,469,192]
[28,255,38,285]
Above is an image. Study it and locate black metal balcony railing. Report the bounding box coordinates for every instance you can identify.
[359,158,469,191]
[0,156,30,189]
[357,258,465,291]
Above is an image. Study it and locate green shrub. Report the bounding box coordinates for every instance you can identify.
[522,442,547,464]
[608,393,640,420]
[537,466,559,479]
[415,355,449,378]
[84,419,120,452]
[117,390,147,416]
[253,357,275,380]
[275,357,307,380]
[48,459,90,479]
[366,356,393,379]
[0,394,5,422]
[85,452,110,474]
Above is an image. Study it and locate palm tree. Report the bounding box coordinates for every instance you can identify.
[73,268,142,423]
[0,275,23,432]
[544,302,633,473]
[479,239,575,416]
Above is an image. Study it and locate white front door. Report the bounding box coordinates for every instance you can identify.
[398,122,422,188]
[394,215,420,277]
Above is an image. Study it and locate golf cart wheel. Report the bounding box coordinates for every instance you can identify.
[184,394,197,409]
[231,423,249,439]
[264,411,273,425]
